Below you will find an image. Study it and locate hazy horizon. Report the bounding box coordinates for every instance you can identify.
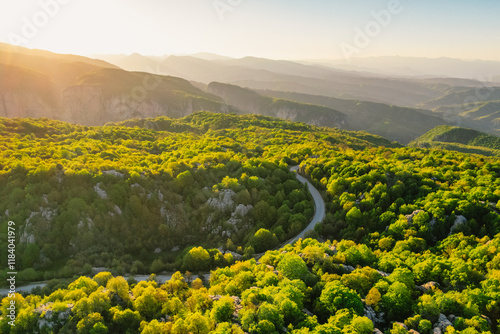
[1,0,500,62]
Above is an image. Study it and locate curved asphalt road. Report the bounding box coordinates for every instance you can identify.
[253,165,327,258]
[285,165,326,245]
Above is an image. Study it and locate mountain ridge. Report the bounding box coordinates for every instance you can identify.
[409,125,500,156]
[207,82,348,130]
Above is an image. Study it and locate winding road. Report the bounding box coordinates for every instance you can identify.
[0,166,326,294]
[286,165,326,244]
[255,165,327,257]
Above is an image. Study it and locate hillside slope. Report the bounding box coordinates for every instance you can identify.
[0,112,398,285]
[409,125,500,156]
[207,82,348,129]
[0,45,238,125]
[259,90,447,144]
[3,114,500,333]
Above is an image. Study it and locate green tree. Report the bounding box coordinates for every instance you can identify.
[106,276,131,305]
[365,287,382,311]
[164,272,188,296]
[90,322,108,334]
[110,307,142,333]
[133,286,162,320]
[142,319,172,334]
[183,247,211,272]
[417,294,440,322]
[176,170,195,188]
[77,312,104,334]
[93,272,113,287]
[351,316,374,334]
[390,322,409,334]
[258,302,283,330]
[319,281,364,316]
[383,282,412,320]
[186,312,211,334]
[418,319,432,334]
[277,254,309,281]
[250,229,278,253]
[387,268,415,290]
[21,243,40,268]
[346,207,363,226]
[69,276,99,295]
[211,296,236,323]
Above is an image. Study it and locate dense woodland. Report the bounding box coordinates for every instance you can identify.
[2,112,500,333]
[0,112,394,284]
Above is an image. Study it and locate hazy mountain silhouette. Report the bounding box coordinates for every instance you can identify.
[4,43,500,143]
[327,56,500,80]
[97,53,500,109]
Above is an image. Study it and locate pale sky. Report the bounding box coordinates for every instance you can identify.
[1,0,500,61]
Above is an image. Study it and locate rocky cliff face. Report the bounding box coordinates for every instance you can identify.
[0,58,237,125]
[274,105,347,128]
[0,92,58,119]
[61,85,171,125]
[0,85,232,126]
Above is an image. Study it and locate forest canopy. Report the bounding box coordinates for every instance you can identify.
[1,112,500,333]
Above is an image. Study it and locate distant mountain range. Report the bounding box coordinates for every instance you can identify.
[3,43,500,144]
[98,53,452,107]
[97,52,500,106]
[0,43,346,129]
[325,56,500,81]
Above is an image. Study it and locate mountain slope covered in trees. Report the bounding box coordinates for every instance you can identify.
[409,125,500,156]
[0,113,396,286]
[207,82,347,129]
[2,113,500,333]
[259,90,447,144]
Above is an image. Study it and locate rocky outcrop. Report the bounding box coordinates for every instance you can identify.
[227,204,253,226]
[274,104,347,129]
[364,305,384,325]
[61,86,170,125]
[342,265,356,273]
[405,210,424,224]
[94,182,108,199]
[35,302,74,330]
[449,215,467,235]
[224,251,243,260]
[21,207,58,244]
[233,204,253,218]
[102,170,125,178]
[434,314,453,333]
[207,189,236,213]
[416,281,440,293]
